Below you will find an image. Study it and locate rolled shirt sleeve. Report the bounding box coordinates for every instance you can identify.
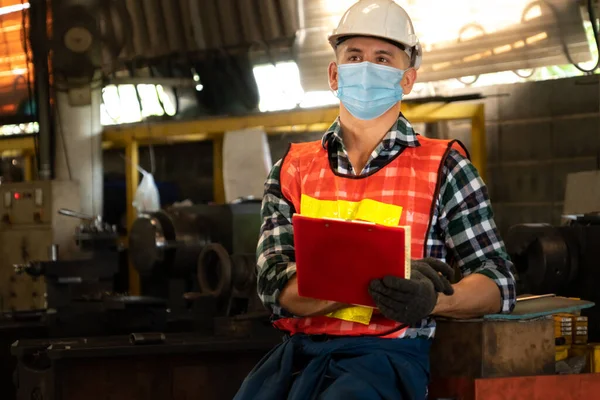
[256,159,298,317]
[437,149,517,313]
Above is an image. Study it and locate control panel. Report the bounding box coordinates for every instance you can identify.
[2,186,45,224]
[0,181,80,311]
[0,181,77,226]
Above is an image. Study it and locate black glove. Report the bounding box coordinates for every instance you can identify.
[368,258,455,325]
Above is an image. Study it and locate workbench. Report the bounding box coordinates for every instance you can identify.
[12,333,279,400]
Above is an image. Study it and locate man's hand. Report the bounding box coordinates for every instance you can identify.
[412,258,455,294]
[368,258,455,325]
[280,276,348,317]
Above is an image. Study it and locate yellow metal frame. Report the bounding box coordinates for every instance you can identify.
[0,103,485,294]
[0,136,37,181]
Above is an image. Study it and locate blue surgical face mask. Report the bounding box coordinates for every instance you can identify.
[336,62,406,120]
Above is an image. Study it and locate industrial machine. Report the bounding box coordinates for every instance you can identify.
[9,200,279,400]
[506,170,600,342]
[128,200,268,334]
[11,207,169,338]
[0,181,80,312]
[506,215,600,341]
[2,198,266,338]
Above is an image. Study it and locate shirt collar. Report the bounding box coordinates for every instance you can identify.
[321,113,420,150]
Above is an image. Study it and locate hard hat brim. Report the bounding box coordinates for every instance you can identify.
[328,33,416,51]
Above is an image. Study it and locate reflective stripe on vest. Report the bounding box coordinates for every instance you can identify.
[275,136,467,338]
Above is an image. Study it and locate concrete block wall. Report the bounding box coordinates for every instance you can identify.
[445,74,600,235]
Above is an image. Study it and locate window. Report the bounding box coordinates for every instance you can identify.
[101,84,176,126]
[253,61,339,112]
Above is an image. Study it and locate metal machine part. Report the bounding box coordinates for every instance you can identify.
[11,207,167,337]
[129,209,210,278]
[13,208,120,308]
[506,224,579,295]
[196,243,255,299]
[0,181,81,312]
[128,202,264,332]
[129,202,261,277]
[129,202,260,287]
[196,243,263,319]
[48,245,59,262]
[59,208,118,252]
[506,215,600,340]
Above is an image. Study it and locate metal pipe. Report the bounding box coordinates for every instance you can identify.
[48,244,59,261]
[29,0,52,180]
[58,208,95,221]
[107,77,196,87]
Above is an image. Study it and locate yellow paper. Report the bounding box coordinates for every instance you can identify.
[327,306,374,325]
[300,194,402,227]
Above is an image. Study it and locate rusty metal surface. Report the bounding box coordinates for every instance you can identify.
[430,318,555,379]
[429,374,600,400]
[474,374,600,400]
[429,377,475,400]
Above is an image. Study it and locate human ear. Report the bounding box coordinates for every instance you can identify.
[401,68,417,95]
[328,61,339,91]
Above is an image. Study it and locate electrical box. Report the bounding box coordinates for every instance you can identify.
[0,181,80,312]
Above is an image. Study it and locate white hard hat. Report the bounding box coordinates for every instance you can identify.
[328,0,422,69]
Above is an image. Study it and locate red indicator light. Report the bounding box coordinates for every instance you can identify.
[13,192,20,200]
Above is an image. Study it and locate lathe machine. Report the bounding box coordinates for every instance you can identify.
[0,181,274,399]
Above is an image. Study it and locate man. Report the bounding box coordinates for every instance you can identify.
[235,1,516,399]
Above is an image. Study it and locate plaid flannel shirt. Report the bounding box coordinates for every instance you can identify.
[256,114,516,338]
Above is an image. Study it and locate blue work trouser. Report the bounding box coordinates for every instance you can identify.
[234,334,431,400]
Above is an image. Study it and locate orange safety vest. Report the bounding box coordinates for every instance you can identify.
[274,135,468,338]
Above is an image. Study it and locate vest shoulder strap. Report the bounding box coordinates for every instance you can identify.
[416,136,470,160]
[280,140,323,208]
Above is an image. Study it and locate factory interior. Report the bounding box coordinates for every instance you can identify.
[0,0,600,399]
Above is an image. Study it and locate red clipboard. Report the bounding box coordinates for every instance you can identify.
[293,214,411,308]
